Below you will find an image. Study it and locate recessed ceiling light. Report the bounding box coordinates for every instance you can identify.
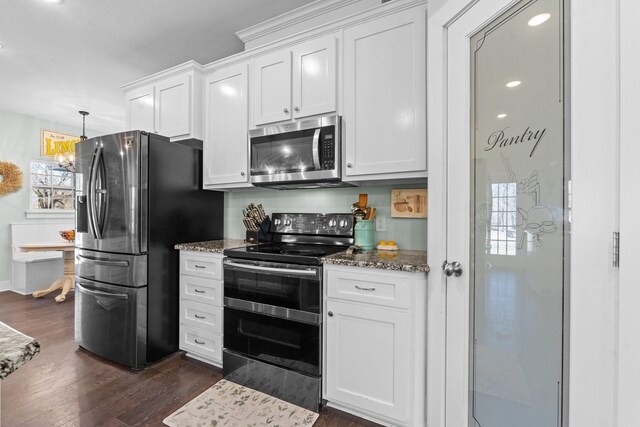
[506,80,521,88]
[528,13,551,26]
[497,113,507,119]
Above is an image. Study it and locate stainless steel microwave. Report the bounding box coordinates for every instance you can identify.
[249,115,347,189]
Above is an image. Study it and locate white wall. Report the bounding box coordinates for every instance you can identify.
[0,108,99,282]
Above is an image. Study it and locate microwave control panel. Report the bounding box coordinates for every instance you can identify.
[321,132,335,170]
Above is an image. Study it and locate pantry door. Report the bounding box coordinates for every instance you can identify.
[442,0,568,426]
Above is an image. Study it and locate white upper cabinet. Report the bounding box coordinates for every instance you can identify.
[125,85,155,134]
[252,35,337,126]
[292,37,337,119]
[122,62,203,141]
[203,63,251,189]
[343,6,427,180]
[155,74,191,138]
[253,51,292,125]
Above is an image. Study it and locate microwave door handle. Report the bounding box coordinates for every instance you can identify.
[312,128,322,170]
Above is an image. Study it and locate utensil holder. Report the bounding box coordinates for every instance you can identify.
[245,217,273,244]
[354,219,375,250]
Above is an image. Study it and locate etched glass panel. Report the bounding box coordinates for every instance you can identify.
[470,0,566,426]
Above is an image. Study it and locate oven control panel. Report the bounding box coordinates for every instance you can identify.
[270,213,354,236]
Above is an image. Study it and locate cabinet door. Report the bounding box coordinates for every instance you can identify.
[253,50,292,125]
[292,36,337,119]
[155,74,191,138]
[343,7,426,178]
[203,64,250,186]
[325,300,410,422]
[126,85,155,133]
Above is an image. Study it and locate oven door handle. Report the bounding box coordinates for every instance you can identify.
[225,297,321,325]
[223,260,318,278]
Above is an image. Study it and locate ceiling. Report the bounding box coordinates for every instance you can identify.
[0,0,317,134]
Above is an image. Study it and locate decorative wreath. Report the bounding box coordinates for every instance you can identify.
[0,161,23,196]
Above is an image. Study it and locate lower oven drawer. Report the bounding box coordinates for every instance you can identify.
[180,299,222,333]
[223,306,320,377]
[179,325,222,362]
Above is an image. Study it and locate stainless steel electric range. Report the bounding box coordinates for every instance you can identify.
[222,213,354,412]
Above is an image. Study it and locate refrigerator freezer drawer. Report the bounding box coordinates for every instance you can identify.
[74,278,147,369]
[75,248,147,287]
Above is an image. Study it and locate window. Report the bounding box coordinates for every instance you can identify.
[30,160,74,211]
[489,182,517,256]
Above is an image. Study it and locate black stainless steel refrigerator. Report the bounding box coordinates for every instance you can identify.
[73,131,223,369]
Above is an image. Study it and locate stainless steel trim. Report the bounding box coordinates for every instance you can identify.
[311,128,321,170]
[224,297,321,325]
[76,282,129,299]
[251,168,340,184]
[249,115,338,138]
[76,254,129,267]
[223,259,319,278]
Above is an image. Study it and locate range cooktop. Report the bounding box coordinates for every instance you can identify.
[224,213,354,265]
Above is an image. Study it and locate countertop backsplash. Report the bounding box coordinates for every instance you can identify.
[223,183,427,251]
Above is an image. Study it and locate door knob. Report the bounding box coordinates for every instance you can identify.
[442,260,463,277]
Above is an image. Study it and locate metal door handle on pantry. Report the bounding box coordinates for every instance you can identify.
[442,260,463,277]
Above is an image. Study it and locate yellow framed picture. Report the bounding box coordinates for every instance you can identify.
[41,129,80,158]
[391,189,428,218]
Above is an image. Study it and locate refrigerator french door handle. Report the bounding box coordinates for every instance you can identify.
[87,149,98,239]
[88,145,103,240]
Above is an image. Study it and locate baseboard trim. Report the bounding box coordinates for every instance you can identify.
[0,280,10,292]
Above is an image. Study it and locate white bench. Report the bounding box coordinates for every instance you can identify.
[10,222,74,295]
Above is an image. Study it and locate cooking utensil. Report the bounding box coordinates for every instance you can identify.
[358,194,368,210]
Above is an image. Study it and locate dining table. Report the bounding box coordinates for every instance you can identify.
[11,242,75,303]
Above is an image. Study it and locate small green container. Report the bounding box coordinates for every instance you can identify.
[354,219,375,250]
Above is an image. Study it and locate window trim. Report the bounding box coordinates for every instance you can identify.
[27,159,75,217]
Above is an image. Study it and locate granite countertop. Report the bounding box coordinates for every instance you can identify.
[174,239,255,253]
[321,249,429,273]
[0,322,40,380]
[175,239,429,272]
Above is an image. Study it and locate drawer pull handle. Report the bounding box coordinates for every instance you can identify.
[194,265,206,269]
[355,285,376,291]
[194,339,206,345]
[194,289,206,294]
[194,314,206,319]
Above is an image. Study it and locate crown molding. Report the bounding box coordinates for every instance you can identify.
[121,60,204,91]
[235,0,363,45]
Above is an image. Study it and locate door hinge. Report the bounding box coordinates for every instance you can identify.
[613,232,620,268]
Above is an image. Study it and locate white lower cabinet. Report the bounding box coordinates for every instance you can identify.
[324,264,427,426]
[179,251,224,367]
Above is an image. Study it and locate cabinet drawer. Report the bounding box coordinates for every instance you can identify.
[179,326,222,363]
[180,299,222,333]
[326,269,412,309]
[180,252,223,280]
[180,275,223,306]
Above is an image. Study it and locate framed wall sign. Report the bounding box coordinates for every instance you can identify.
[391,188,428,218]
[40,130,80,158]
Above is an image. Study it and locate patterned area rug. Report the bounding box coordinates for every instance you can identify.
[163,379,319,427]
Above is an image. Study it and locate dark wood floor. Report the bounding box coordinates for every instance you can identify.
[0,291,380,427]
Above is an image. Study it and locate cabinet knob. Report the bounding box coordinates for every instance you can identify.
[294,106,300,112]
[328,311,334,317]
[240,171,245,176]
[346,163,352,168]
[283,108,289,114]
